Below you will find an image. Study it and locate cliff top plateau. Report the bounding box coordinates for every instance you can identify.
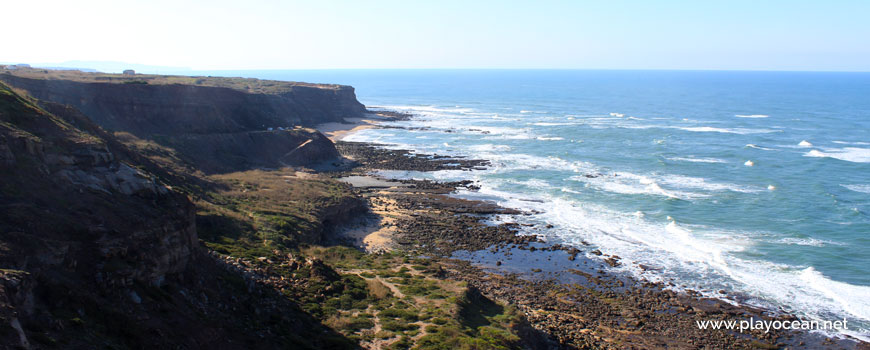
[0,65,349,94]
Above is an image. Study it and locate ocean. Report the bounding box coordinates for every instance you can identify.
[219,69,870,339]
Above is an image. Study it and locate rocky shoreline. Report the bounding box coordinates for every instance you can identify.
[332,130,870,349]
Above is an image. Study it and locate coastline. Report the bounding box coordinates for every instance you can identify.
[329,111,870,349]
[316,111,407,141]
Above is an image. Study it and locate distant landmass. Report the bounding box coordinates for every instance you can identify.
[26,60,193,74]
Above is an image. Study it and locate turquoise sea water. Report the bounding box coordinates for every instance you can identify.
[224,70,870,339]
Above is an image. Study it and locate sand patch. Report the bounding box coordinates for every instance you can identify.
[316,113,394,141]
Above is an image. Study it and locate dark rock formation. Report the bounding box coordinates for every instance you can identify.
[0,83,350,349]
[0,82,195,347]
[156,128,341,174]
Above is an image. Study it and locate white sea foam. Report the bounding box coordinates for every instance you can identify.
[560,187,582,194]
[516,179,553,189]
[799,267,870,321]
[798,140,813,147]
[529,122,572,126]
[536,198,870,337]
[569,172,708,200]
[342,129,390,143]
[658,174,761,193]
[805,147,870,163]
[744,160,754,167]
[745,144,775,151]
[484,134,534,140]
[735,114,769,118]
[536,136,565,141]
[464,125,535,140]
[610,112,625,117]
[622,124,778,135]
[370,169,472,182]
[833,140,870,145]
[675,126,779,135]
[842,184,870,194]
[375,104,474,114]
[468,144,512,152]
[777,237,843,247]
[666,157,728,164]
[507,195,754,286]
[467,125,528,135]
[452,180,870,341]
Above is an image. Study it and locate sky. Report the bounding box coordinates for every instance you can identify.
[3,0,870,71]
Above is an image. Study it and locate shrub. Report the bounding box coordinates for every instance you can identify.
[367,279,393,299]
[378,308,418,322]
[381,319,419,332]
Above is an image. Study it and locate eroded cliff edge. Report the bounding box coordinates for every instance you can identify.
[0,68,363,173]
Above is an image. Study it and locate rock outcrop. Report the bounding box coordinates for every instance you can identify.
[158,127,341,173]
[0,81,352,349]
[0,82,196,347]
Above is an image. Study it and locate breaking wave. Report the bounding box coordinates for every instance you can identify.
[805,147,870,163]
[666,156,729,164]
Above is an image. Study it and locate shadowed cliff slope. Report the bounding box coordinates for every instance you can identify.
[0,82,352,349]
[0,69,362,174]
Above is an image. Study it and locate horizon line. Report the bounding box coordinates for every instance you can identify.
[3,62,869,74]
[197,67,870,73]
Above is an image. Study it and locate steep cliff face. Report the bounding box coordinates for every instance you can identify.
[0,74,366,137]
[0,83,196,347]
[0,82,197,279]
[0,71,364,174]
[159,128,341,174]
[0,80,355,349]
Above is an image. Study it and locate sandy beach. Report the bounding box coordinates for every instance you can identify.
[316,113,395,141]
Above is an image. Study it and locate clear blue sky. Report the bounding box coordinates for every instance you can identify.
[5,0,870,71]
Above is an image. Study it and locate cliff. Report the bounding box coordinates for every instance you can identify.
[0,69,366,135]
[0,69,364,174]
[0,82,352,349]
[0,82,195,346]
[0,71,554,349]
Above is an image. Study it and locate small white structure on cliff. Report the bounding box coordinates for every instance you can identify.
[5,64,31,70]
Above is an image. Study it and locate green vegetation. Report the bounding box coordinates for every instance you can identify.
[195,173,527,348]
[292,246,526,349]
[196,169,357,259]
[103,129,529,348]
